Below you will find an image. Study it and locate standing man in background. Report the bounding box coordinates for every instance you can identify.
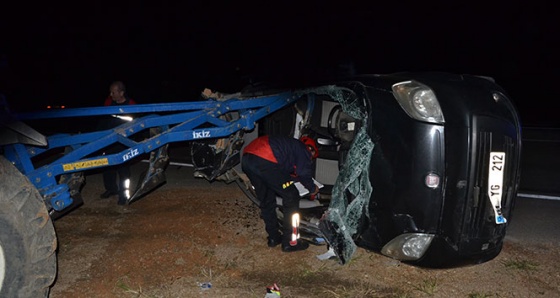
[99,81,137,205]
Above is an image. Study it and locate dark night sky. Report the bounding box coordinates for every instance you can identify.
[1,2,559,127]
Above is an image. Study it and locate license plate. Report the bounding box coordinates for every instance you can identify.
[488,152,507,224]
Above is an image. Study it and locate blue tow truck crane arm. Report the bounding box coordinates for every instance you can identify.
[1,92,301,214]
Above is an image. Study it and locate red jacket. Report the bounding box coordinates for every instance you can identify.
[99,97,137,130]
[244,136,315,192]
[104,97,137,106]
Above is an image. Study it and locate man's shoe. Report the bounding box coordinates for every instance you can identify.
[281,240,309,252]
[267,235,283,247]
[100,190,117,199]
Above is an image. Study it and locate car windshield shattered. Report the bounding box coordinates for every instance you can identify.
[295,85,374,264]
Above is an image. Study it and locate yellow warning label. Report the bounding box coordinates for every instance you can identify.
[63,158,109,171]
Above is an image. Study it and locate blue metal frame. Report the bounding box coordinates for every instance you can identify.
[3,92,301,211]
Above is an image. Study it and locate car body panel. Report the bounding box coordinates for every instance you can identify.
[196,72,522,267]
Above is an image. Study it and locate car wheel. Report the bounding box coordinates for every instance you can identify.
[235,177,260,206]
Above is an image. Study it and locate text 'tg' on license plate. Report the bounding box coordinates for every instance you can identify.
[488,152,507,224]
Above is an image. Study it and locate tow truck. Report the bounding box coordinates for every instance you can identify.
[0,72,522,297]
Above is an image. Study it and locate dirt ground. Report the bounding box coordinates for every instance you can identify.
[49,164,560,298]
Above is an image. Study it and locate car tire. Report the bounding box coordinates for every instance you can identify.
[235,178,260,206]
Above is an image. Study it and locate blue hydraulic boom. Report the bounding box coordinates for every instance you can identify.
[1,92,301,216]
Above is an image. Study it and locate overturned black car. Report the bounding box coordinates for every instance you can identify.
[192,72,522,268]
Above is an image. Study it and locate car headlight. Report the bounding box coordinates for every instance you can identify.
[381,233,435,261]
[392,80,445,124]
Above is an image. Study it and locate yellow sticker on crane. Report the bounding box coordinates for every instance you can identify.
[62,158,109,171]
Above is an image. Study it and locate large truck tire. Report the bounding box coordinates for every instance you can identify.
[0,156,57,297]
